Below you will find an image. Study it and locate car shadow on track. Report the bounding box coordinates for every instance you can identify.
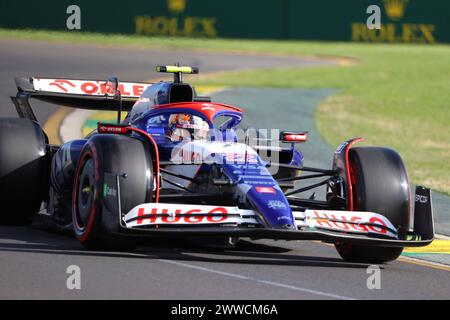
[0,225,373,270]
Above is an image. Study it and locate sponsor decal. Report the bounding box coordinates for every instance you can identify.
[103,183,117,198]
[136,15,217,38]
[384,0,409,21]
[224,153,258,164]
[124,204,260,228]
[231,164,260,170]
[239,175,273,180]
[415,194,428,204]
[201,103,215,111]
[255,186,276,194]
[33,78,151,98]
[167,0,186,14]
[352,0,436,44]
[135,1,217,38]
[304,210,397,237]
[243,181,277,185]
[49,79,76,92]
[127,204,234,225]
[98,124,130,134]
[267,200,287,210]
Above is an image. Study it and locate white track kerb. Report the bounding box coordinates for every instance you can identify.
[60,109,95,142]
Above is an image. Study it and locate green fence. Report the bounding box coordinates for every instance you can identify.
[1,0,448,43]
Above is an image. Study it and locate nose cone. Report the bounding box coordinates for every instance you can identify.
[247,186,295,229]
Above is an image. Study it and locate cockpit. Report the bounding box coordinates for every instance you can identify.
[146,112,210,142]
[122,66,244,144]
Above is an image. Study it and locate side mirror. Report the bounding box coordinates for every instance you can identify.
[280,131,309,143]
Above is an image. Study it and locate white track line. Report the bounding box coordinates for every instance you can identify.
[256,280,355,300]
[159,259,355,300]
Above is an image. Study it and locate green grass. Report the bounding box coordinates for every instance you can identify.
[191,46,450,195]
[1,29,449,194]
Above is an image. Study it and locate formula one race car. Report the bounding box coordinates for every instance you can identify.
[0,65,434,263]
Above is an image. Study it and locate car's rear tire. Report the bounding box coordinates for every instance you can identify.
[0,118,48,224]
[335,147,410,263]
[72,134,153,251]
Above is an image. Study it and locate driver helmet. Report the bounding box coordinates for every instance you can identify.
[168,113,209,141]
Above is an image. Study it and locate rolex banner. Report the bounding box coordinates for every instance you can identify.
[0,0,448,44]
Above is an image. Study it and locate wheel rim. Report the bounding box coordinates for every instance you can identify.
[75,157,95,229]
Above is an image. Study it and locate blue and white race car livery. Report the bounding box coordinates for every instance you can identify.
[2,65,434,263]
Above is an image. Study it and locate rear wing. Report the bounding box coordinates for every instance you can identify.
[11,77,153,121]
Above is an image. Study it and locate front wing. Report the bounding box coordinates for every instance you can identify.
[103,173,434,248]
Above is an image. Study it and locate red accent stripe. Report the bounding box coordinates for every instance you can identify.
[150,102,243,123]
[345,138,364,211]
[128,127,160,203]
[72,150,97,243]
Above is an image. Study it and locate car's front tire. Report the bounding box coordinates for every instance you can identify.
[335,147,410,263]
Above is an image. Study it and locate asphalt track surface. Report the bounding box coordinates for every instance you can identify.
[0,39,449,299]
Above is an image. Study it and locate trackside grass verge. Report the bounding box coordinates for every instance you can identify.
[1,29,449,195]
